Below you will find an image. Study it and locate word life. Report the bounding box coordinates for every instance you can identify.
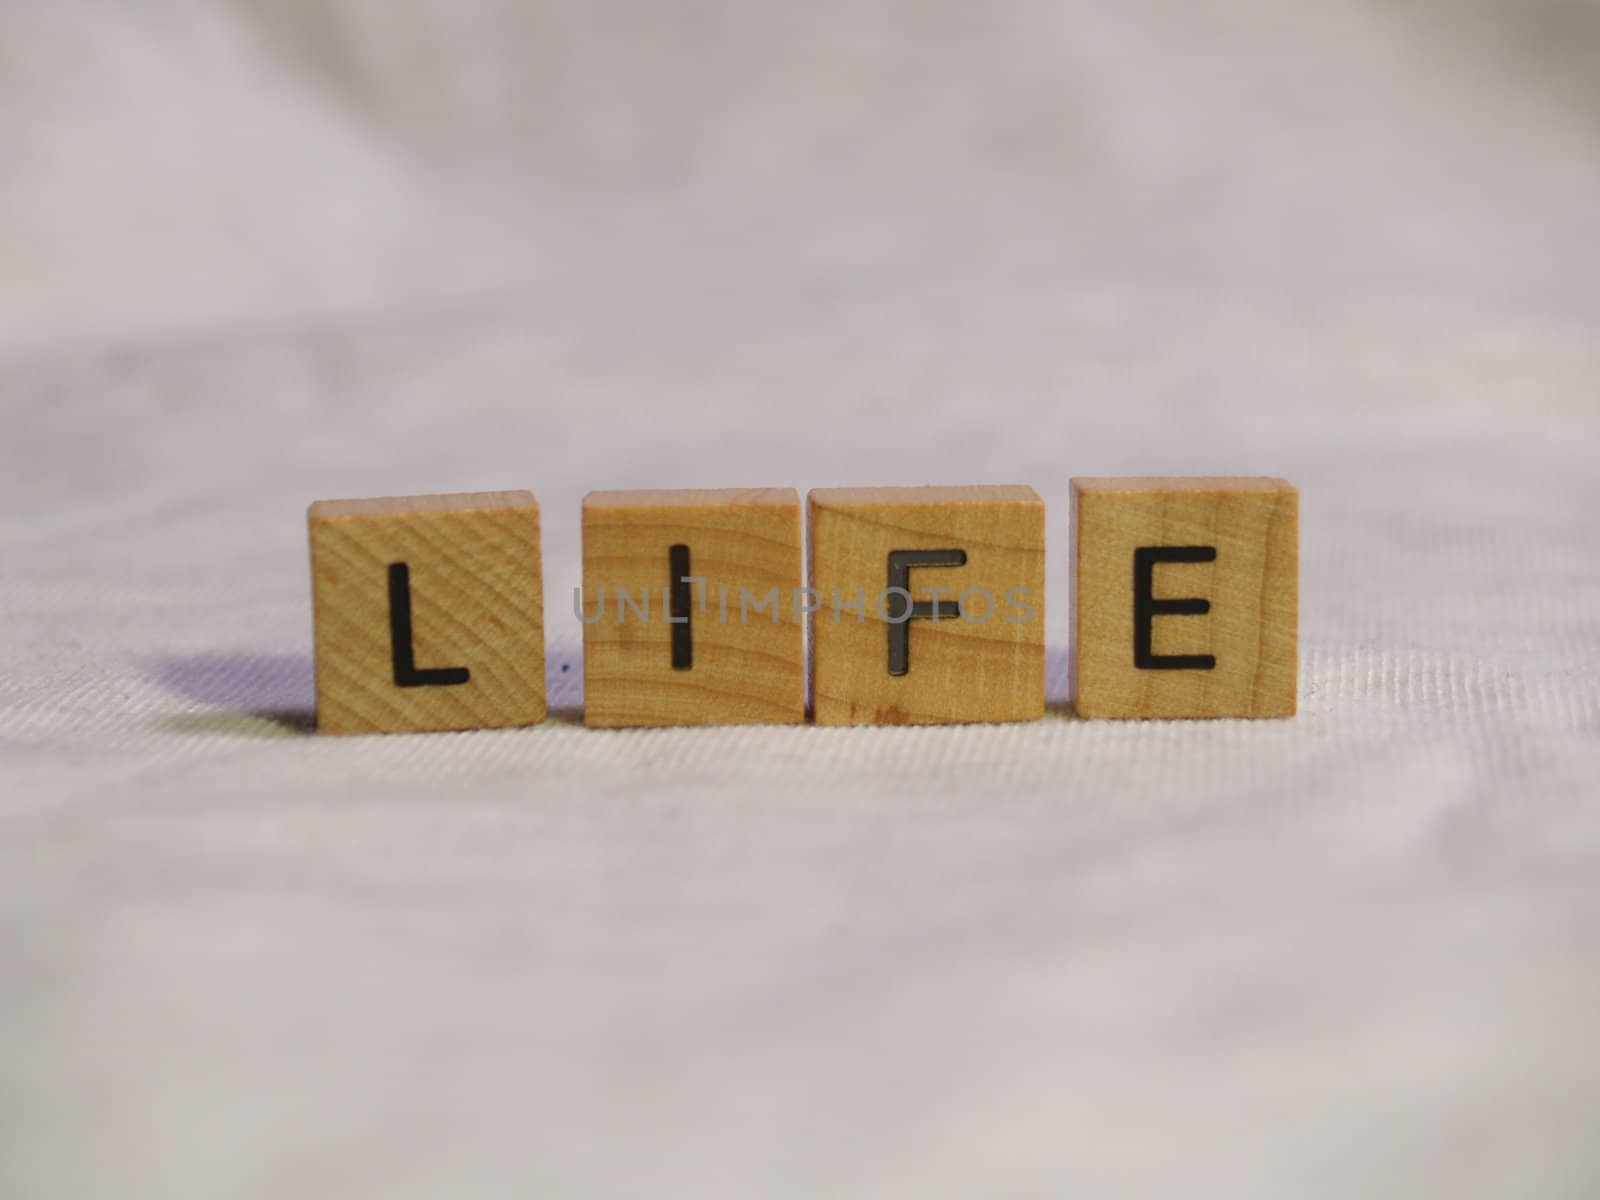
[307,480,1298,734]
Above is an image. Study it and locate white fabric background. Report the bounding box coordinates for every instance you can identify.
[2,2,1599,1196]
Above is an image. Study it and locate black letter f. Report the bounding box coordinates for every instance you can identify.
[886,549,967,676]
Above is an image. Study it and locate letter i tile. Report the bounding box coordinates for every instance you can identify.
[581,489,806,727]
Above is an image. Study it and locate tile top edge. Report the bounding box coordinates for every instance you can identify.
[808,485,1043,506]
[1070,477,1295,495]
[583,488,800,509]
[309,491,539,520]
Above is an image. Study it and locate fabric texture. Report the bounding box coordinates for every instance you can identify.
[2,3,1598,1197]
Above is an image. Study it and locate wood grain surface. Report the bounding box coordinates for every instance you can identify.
[309,491,545,734]
[1071,477,1298,719]
[809,485,1045,725]
[582,488,805,727]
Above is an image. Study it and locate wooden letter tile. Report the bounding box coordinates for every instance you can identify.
[809,486,1045,725]
[582,489,806,727]
[309,492,546,734]
[1071,477,1298,719]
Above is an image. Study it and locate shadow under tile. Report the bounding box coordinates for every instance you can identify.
[149,652,317,738]
[155,710,317,739]
[151,648,585,737]
[1045,644,1078,718]
[546,644,583,710]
